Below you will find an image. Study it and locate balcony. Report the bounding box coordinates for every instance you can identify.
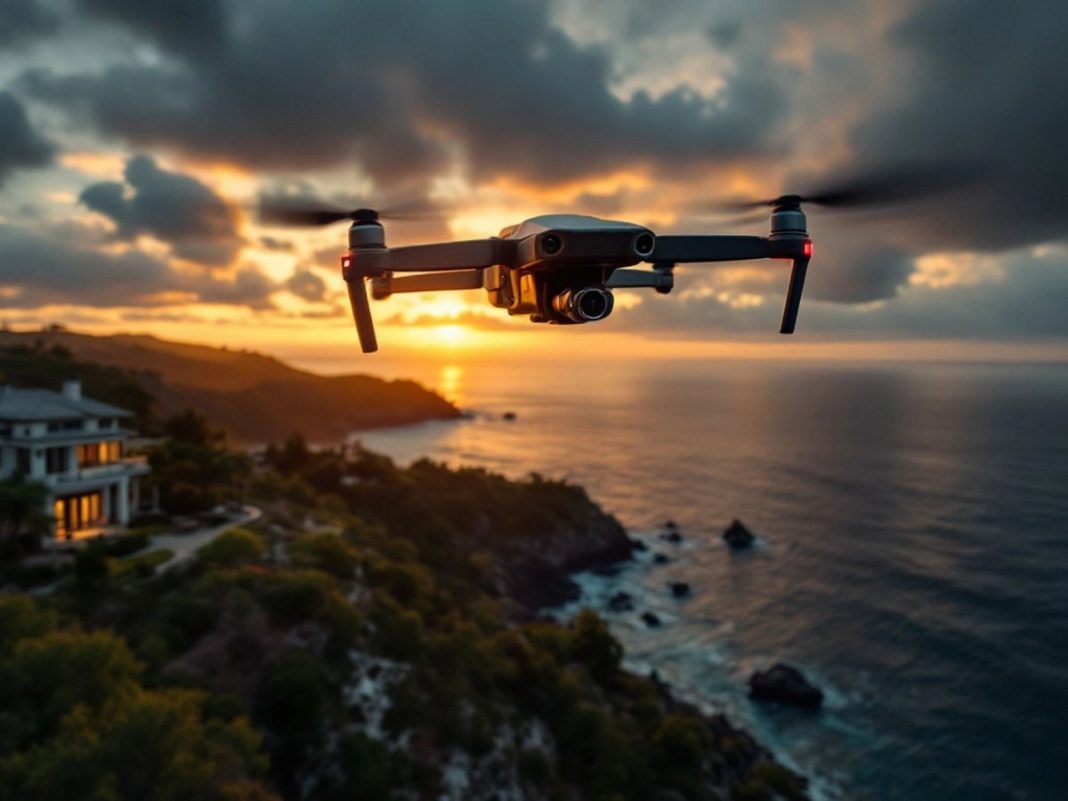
[45,456,150,489]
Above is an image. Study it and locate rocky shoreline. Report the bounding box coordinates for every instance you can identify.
[513,508,810,800]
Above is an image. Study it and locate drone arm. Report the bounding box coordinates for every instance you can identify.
[606,268,674,291]
[648,236,769,263]
[388,239,513,272]
[370,269,484,299]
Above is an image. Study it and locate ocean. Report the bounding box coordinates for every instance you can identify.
[352,357,1068,800]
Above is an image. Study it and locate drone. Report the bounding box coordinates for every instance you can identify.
[262,165,972,353]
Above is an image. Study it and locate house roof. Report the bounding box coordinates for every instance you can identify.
[0,385,133,422]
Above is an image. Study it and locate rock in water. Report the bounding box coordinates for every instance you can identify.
[641,611,662,628]
[723,518,756,549]
[668,581,691,598]
[660,530,684,544]
[748,663,824,709]
[652,553,670,565]
[607,591,635,612]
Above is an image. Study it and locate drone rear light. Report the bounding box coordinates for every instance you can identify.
[803,241,813,257]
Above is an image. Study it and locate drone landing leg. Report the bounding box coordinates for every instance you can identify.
[779,257,809,335]
[346,276,378,353]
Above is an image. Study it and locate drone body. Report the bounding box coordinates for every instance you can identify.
[340,208,812,352]
[259,161,972,353]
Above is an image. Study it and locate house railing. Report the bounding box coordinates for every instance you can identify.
[45,456,150,487]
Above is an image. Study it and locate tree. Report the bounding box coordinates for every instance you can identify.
[149,411,251,514]
[0,475,50,550]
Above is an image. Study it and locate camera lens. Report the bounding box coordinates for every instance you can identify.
[578,289,609,319]
[634,232,655,256]
[542,233,563,255]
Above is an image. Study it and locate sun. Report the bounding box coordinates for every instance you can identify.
[433,324,469,346]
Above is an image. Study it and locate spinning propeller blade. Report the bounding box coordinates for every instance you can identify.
[258,196,446,227]
[703,160,983,213]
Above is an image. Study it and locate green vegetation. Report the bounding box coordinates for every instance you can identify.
[197,527,265,567]
[148,411,252,515]
[0,474,50,554]
[0,597,276,801]
[113,549,174,578]
[0,435,805,800]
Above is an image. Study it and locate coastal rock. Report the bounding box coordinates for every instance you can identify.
[631,537,649,552]
[748,663,824,709]
[608,591,635,613]
[641,611,662,628]
[660,530,684,544]
[723,518,756,549]
[668,581,691,598]
[652,553,670,565]
[493,495,636,614]
[664,519,679,530]
[502,411,517,421]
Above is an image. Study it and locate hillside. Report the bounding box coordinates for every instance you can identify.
[0,329,460,443]
[0,440,806,801]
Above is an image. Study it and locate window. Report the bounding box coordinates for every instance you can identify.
[45,447,69,474]
[76,443,100,468]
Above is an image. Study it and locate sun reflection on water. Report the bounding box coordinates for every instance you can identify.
[437,364,465,405]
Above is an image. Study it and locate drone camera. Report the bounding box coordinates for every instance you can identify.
[632,232,656,258]
[552,286,615,323]
[540,232,564,256]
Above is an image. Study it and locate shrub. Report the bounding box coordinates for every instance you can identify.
[104,531,149,558]
[198,528,265,568]
[290,532,358,580]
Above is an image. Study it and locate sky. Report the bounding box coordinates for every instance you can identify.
[1,0,1067,369]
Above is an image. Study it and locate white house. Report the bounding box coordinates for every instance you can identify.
[0,379,151,540]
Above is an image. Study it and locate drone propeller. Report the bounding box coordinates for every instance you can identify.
[258,197,445,227]
[705,160,983,213]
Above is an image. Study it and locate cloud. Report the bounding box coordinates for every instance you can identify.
[80,155,243,266]
[839,1,1068,253]
[24,0,788,186]
[284,269,327,302]
[605,246,1068,340]
[0,1,58,49]
[0,91,54,185]
[0,223,274,309]
[74,0,226,56]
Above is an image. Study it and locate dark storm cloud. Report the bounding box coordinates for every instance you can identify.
[847,0,1068,252]
[285,269,327,303]
[0,223,274,309]
[0,223,172,307]
[80,155,242,266]
[0,1,58,49]
[609,250,1068,340]
[74,0,226,55]
[191,268,277,310]
[24,0,788,185]
[0,91,54,185]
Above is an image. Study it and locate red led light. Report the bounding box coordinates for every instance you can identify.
[803,241,813,257]
[341,256,351,267]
